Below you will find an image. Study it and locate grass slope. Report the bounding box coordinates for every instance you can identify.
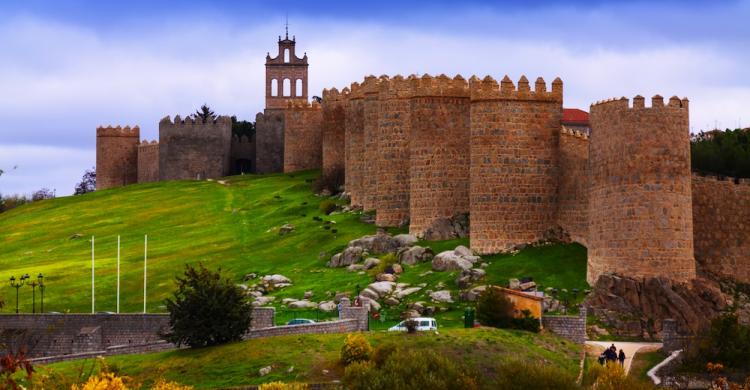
[33,327,583,389]
[0,170,588,325]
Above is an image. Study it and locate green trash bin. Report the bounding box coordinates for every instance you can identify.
[464,307,475,328]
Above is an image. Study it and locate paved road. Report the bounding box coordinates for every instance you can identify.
[586,341,663,374]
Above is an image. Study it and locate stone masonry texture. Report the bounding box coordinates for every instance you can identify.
[345,83,365,206]
[692,174,750,283]
[159,115,232,181]
[376,76,413,227]
[137,140,159,183]
[321,88,348,179]
[361,76,385,211]
[588,96,695,284]
[408,75,471,236]
[255,110,285,174]
[469,76,563,253]
[283,101,323,172]
[557,127,590,246]
[96,126,140,189]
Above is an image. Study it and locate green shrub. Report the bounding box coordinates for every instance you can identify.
[492,360,578,390]
[257,382,308,390]
[683,314,750,369]
[342,348,479,390]
[319,200,338,215]
[585,361,656,390]
[512,309,541,333]
[312,167,345,194]
[368,253,397,277]
[476,286,515,328]
[163,263,252,348]
[341,333,372,365]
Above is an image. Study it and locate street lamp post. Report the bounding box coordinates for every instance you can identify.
[29,280,38,314]
[9,274,28,313]
[38,273,45,313]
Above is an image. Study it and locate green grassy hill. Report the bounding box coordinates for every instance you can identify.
[0,170,588,325]
[31,328,583,389]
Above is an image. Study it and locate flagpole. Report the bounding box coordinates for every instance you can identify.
[117,235,120,314]
[91,235,95,314]
[143,234,148,313]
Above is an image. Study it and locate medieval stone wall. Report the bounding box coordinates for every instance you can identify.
[231,134,256,174]
[159,116,232,181]
[376,76,413,227]
[408,75,471,236]
[692,174,750,283]
[96,126,140,190]
[283,101,323,172]
[345,83,365,206]
[361,76,385,211]
[588,96,695,284]
[137,140,159,183]
[469,76,563,253]
[255,110,285,174]
[321,88,348,179]
[557,127,590,246]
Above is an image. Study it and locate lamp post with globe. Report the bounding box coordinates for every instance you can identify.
[9,274,29,313]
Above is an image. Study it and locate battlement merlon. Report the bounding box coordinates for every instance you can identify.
[96,125,140,137]
[590,95,689,113]
[138,140,159,146]
[411,74,469,98]
[469,75,563,101]
[322,87,351,103]
[285,100,322,110]
[561,126,590,141]
[158,115,232,126]
[379,75,416,100]
[361,75,387,95]
[349,82,364,100]
[692,172,750,187]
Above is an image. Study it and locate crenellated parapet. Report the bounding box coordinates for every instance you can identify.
[96,125,140,138]
[590,95,688,112]
[159,115,232,126]
[560,126,590,140]
[322,87,351,105]
[379,75,416,100]
[469,75,562,101]
[349,82,364,100]
[285,100,322,110]
[159,114,233,181]
[411,74,469,98]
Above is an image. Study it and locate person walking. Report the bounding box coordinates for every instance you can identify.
[618,349,626,367]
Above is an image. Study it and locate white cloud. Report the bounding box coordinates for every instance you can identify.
[0,11,749,195]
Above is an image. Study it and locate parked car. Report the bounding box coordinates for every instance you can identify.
[388,317,438,332]
[286,318,316,326]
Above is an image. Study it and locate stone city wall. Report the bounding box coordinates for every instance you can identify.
[361,76,385,211]
[159,115,232,181]
[137,140,160,183]
[469,75,563,253]
[231,133,256,174]
[96,125,140,189]
[376,76,413,227]
[345,83,365,206]
[408,75,471,236]
[588,96,695,284]
[321,88,348,179]
[255,110,286,174]
[557,127,590,246]
[692,174,750,283]
[283,101,323,173]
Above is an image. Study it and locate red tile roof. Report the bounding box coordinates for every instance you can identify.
[562,108,589,126]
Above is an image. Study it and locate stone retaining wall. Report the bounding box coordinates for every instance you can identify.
[542,308,587,343]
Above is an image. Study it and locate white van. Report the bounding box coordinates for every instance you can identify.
[388,317,438,332]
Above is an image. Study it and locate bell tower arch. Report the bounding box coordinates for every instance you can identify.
[265,28,308,110]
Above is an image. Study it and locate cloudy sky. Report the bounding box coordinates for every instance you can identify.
[1,0,749,196]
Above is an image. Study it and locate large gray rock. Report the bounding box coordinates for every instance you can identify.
[395,287,422,299]
[376,273,397,282]
[367,281,396,297]
[456,268,486,288]
[360,288,380,300]
[398,245,434,265]
[328,246,365,267]
[347,264,365,272]
[348,233,400,254]
[421,213,469,241]
[262,274,292,285]
[394,234,418,247]
[252,296,276,306]
[429,290,453,303]
[454,245,472,257]
[432,251,473,271]
[363,257,381,270]
[319,301,337,312]
[288,299,317,309]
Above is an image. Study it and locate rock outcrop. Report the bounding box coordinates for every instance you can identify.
[585,274,727,337]
[421,213,469,241]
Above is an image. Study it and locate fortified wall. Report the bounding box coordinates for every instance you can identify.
[282,101,323,172]
[345,83,365,206]
[556,127,590,246]
[255,111,285,174]
[588,96,694,284]
[321,88,348,179]
[231,133,256,174]
[137,140,159,183]
[159,115,232,181]
[692,174,750,283]
[96,126,140,190]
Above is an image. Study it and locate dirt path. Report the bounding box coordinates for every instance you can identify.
[586,341,663,374]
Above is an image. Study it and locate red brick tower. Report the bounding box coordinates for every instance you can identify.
[265,29,308,110]
[96,125,140,189]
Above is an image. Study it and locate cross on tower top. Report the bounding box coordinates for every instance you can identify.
[285,14,289,40]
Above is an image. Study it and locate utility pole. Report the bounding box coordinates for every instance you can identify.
[117,235,121,314]
[143,235,148,313]
[91,235,95,314]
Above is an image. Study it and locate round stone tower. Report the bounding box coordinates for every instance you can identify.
[96,125,140,190]
[588,95,695,284]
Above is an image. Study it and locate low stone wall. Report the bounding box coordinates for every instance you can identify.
[542,308,587,343]
[250,307,275,329]
[248,319,360,339]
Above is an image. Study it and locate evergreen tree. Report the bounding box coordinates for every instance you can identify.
[193,104,216,123]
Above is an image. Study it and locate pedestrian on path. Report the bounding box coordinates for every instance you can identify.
[618,349,626,367]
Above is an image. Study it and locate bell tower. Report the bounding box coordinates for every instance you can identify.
[265,25,309,110]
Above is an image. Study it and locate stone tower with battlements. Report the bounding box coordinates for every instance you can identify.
[96,125,140,190]
[588,95,695,284]
[265,30,308,110]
